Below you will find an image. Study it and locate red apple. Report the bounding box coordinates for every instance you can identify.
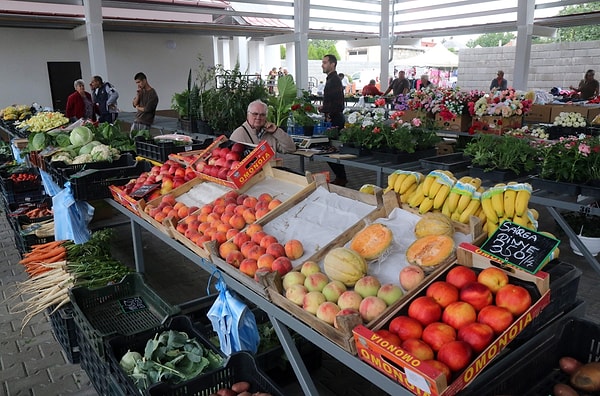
[437,340,473,373]
[421,322,456,352]
[401,338,434,361]
[225,151,241,162]
[407,296,442,327]
[388,315,423,341]
[457,322,495,354]
[442,301,477,330]
[495,284,532,316]
[477,267,509,293]
[426,281,459,308]
[445,266,478,289]
[459,282,493,311]
[477,305,514,335]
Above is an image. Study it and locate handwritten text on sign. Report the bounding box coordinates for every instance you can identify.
[481,221,559,273]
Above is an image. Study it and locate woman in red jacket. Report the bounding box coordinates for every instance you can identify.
[65,79,94,122]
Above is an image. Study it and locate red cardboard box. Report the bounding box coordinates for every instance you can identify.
[353,242,550,396]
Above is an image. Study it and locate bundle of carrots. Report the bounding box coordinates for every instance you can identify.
[18,240,67,276]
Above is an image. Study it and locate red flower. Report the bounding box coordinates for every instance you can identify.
[291,104,301,111]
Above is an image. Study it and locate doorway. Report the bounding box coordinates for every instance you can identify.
[47,62,82,112]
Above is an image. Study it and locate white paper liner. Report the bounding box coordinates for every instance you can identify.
[176,182,231,208]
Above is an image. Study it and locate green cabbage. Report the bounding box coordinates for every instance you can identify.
[30,133,46,151]
[79,141,102,155]
[55,133,72,148]
[70,126,93,146]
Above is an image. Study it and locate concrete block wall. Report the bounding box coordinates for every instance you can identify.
[458,40,600,92]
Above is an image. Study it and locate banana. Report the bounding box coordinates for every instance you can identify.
[459,199,481,224]
[529,208,539,220]
[476,205,488,224]
[481,197,499,224]
[512,214,529,227]
[491,184,505,217]
[442,197,452,217]
[515,188,531,217]
[428,179,443,198]
[399,183,418,204]
[488,222,499,238]
[503,187,517,218]
[456,192,473,214]
[387,172,399,190]
[399,173,417,194]
[408,183,426,207]
[422,174,436,197]
[433,184,451,209]
[393,172,408,193]
[468,177,482,189]
[419,196,435,214]
[446,190,461,213]
[451,211,461,222]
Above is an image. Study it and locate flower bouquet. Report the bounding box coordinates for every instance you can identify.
[431,88,485,132]
[468,89,532,135]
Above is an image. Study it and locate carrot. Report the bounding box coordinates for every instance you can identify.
[19,247,66,265]
[29,240,65,250]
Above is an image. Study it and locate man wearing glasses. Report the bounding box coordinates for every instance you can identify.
[230,99,296,153]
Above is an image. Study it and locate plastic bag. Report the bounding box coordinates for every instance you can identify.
[206,273,260,355]
[52,181,94,244]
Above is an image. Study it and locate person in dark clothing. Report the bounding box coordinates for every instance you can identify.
[131,72,158,133]
[384,70,410,96]
[320,54,347,186]
[570,69,599,100]
[90,75,119,123]
[490,70,508,91]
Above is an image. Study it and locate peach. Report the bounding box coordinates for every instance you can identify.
[321,280,347,303]
[426,281,459,308]
[220,211,233,224]
[177,205,190,219]
[218,241,239,260]
[257,253,276,270]
[284,239,304,260]
[251,231,267,245]
[337,290,363,311]
[477,305,514,335]
[376,284,404,306]
[255,207,270,219]
[334,308,360,329]
[245,223,263,237]
[272,256,293,276]
[316,301,341,325]
[437,340,473,373]
[282,271,306,290]
[285,284,308,306]
[408,296,442,326]
[194,235,211,247]
[268,198,282,210]
[260,235,279,250]
[445,266,478,289]
[176,222,187,234]
[388,315,423,341]
[495,284,532,316]
[399,265,426,292]
[225,250,245,268]
[303,291,326,315]
[243,196,258,208]
[460,282,493,311]
[354,275,382,298]
[442,301,477,330]
[246,245,266,261]
[211,231,228,244]
[401,338,435,361]
[477,267,509,293]
[265,242,286,257]
[240,241,258,258]
[234,204,246,216]
[422,322,457,352]
[215,222,232,234]
[236,194,249,206]
[457,322,495,353]
[242,208,256,224]
[161,193,176,206]
[225,228,239,240]
[300,261,321,277]
[233,232,251,248]
[304,272,330,292]
[258,193,273,203]
[225,202,238,214]
[358,296,387,322]
[239,258,258,277]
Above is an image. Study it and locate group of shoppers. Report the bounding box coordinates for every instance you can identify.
[65,72,158,133]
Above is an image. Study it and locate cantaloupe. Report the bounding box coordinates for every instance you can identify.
[323,247,368,287]
[406,234,456,272]
[349,223,393,260]
[414,213,455,238]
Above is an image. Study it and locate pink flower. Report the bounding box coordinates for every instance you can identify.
[411,118,421,127]
[579,143,591,156]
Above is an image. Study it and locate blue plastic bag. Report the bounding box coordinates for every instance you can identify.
[206,273,260,355]
[52,181,94,244]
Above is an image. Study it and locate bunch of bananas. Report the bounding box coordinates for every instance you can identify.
[441,176,484,224]
[481,182,535,236]
[406,170,457,214]
[384,170,424,204]
[1,105,31,121]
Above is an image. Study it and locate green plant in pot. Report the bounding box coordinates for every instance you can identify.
[267,74,296,128]
[462,134,537,175]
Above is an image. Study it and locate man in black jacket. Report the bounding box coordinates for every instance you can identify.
[90,75,119,123]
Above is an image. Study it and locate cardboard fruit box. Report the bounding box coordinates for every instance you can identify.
[352,242,550,396]
[435,114,472,132]
[190,135,275,189]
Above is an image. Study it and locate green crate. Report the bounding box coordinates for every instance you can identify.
[69,273,180,359]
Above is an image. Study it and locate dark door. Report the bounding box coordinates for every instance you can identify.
[47,62,82,112]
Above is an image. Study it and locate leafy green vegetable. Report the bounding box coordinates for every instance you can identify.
[30,133,46,151]
[70,125,94,146]
[55,133,72,147]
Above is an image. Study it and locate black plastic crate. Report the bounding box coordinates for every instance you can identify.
[1,184,47,206]
[48,303,80,364]
[69,160,152,201]
[14,232,55,256]
[69,272,180,359]
[46,152,137,188]
[512,260,581,344]
[105,315,225,396]
[419,152,471,172]
[461,302,590,396]
[135,137,213,163]
[7,199,53,226]
[0,167,41,194]
[78,325,112,396]
[147,351,284,396]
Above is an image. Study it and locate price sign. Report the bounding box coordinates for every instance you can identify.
[130,183,160,199]
[480,221,560,274]
[118,296,148,313]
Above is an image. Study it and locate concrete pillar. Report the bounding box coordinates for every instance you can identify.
[293,0,309,91]
[513,0,534,90]
[82,0,108,80]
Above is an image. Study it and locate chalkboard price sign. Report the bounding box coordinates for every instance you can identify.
[119,296,148,313]
[480,221,560,274]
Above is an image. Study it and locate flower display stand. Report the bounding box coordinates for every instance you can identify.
[471,115,523,135]
[468,166,519,183]
[339,144,371,156]
[435,114,472,132]
[371,148,437,164]
[530,176,581,196]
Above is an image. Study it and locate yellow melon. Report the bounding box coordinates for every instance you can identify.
[323,247,368,287]
[414,212,455,238]
[406,234,456,272]
[349,223,393,260]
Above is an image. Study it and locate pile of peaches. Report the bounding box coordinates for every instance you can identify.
[377,265,533,383]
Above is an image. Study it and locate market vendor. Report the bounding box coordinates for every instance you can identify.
[569,69,599,100]
[65,79,94,122]
[230,99,296,153]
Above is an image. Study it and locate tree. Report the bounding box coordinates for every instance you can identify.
[466,32,516,48]
[558,3,600,42]
[277,40,340,60]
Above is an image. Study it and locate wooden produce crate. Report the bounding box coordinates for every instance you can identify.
[471,115,522,135]
[109,184,142,215]
[435,114,472,132]
[352,242,551,396]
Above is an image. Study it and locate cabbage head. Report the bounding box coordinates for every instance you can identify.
[30,133,46,151]
[70,126,94,146]
[72,153,93,164]
[91,144,112,162]
[79,141,102,155]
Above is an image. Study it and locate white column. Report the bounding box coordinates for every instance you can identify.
[293,0,309,91]
[82,0,108,80]
[380,0,391,91]
[513,0,534,90]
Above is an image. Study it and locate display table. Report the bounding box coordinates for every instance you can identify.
[104,198,415,396]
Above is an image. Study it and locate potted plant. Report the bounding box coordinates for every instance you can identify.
[563,211,600,256]
[267,75,296,128]
[290,91,318,136]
